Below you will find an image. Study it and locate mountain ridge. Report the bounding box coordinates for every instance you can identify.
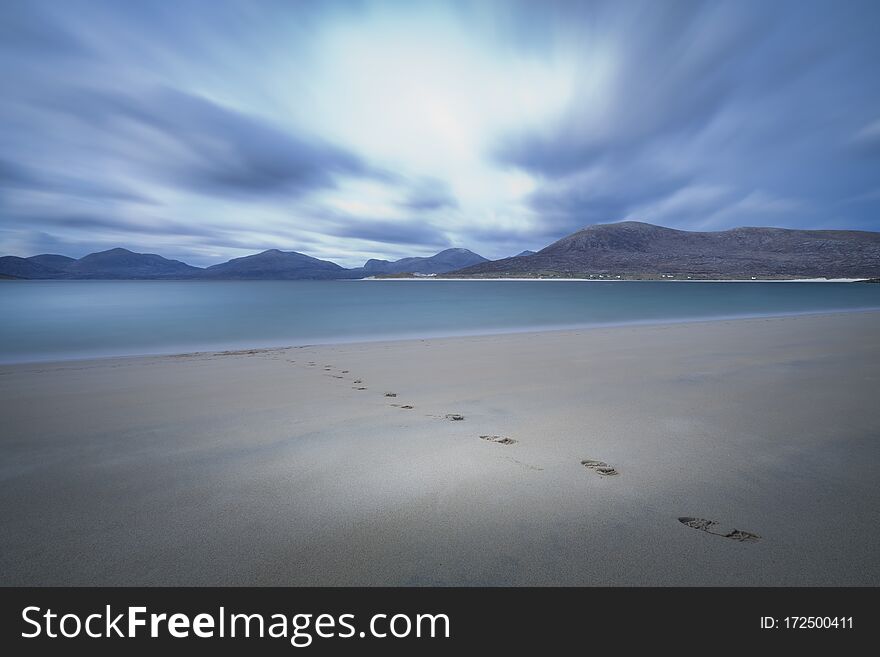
[200,249,352,280]
[62,248,201,279]
[351,248,488,276]
[448,221,880,279]
[3,222,879,280]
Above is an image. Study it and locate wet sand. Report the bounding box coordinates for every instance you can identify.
[1,311,879,585]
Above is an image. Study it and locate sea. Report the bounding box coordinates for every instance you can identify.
[1,279,879,363]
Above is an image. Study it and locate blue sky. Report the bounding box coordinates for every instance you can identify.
[1,0,878,267]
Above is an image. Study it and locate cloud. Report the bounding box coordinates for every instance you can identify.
[19,212,221,237]
[695,191,804,229]
[306,207,452,249]
[619,184,732,226]
[851,118,880,157]
[2,0,880,264]
[42,86,383,199]
[0,1,90,59]
[0,159,40,188]
[855,119,880,142]
[492,0,880,235]
[398,178,459,212]
[0,158,154,205]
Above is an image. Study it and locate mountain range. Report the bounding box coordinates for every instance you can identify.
[0,246,489,280]
[0,248,201,280]
[452,222,880,279]
[2,222,879,280]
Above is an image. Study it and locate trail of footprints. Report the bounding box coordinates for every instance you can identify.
[291,357,762,543]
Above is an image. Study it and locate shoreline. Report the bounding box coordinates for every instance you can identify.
[3,306,880,367]
[2,276,868,283]
[2,310,878,585]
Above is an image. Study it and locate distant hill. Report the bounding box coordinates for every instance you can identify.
[200,249,351,280]
[450,222,880,279]
[64,248,202,279]
[28,254,76,271]
[0,256,68,279]
[354,248,488,276]
[514,250,536,257]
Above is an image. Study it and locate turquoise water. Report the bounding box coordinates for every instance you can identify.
[1,280,878,363]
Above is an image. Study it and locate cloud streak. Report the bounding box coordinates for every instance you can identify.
[492,0,880,236]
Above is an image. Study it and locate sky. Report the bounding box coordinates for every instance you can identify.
[1,0,879,267]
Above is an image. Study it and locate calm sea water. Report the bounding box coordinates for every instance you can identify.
[1,280,879,363]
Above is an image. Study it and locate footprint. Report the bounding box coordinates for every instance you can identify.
[385,392,397,397]
[341,370,349,374]
[353,386,367,390]
[480,435,517,445]
[445,413,464,421]
[678,517,761,542]
[581,459,618,476]
[390,404,413,409]
[353,379,363,384]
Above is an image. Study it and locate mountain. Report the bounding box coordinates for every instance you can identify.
[200,249,351,280]
[27,254,76,271]
[63,248,201,279]
[450,222,880,279]
[355,248,488,276]
[514,250,536,257]
[0,256,67,279]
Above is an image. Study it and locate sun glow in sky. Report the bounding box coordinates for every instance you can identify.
[1,0,879,266]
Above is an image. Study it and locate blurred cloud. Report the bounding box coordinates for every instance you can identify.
[493,0,880,237]
[399,178,459,212]
[1,0,879,265]
[15,83,384,201]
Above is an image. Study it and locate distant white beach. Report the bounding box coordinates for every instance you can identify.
[362,276,865,282]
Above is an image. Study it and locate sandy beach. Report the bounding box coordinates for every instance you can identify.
[1,311,879,586]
